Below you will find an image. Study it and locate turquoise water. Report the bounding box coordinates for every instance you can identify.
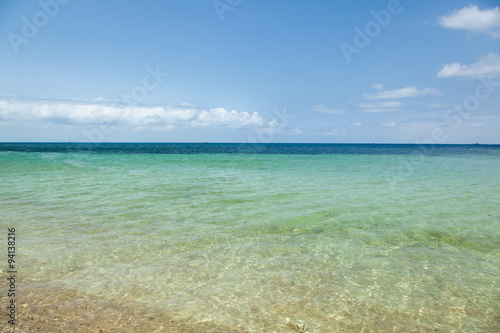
[1,145,499,332]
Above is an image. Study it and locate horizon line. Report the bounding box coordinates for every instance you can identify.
[0,142,498,145]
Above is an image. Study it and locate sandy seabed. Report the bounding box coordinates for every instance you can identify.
[2,283,499,332]
[0,283,247,333]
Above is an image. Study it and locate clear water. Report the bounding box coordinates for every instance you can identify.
[1,144,499,332]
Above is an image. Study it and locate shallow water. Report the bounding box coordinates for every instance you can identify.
[1,144,499,332]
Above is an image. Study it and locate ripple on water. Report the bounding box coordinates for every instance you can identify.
[2,151,499,332]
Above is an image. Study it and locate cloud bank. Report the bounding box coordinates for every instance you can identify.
[0,97,267,131]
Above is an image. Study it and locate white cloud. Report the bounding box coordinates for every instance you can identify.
[438,5,500,38]
[193,108,264,128]
[0,97,267,130]
[323,128,346,136]
[310,104,344,114]
[357,101,402,113]
[381,122,397,127]
[471,122,483,127]
[437,53,500,78]
[352,122,362,126]
[363,87,440,99]
[371,83,384,90]
[291,128,303,135]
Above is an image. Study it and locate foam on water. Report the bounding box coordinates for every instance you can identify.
[1,147,499,332]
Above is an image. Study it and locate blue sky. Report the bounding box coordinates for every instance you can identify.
[0,0,499,143]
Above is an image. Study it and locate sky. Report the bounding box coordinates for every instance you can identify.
[0,0,499,143]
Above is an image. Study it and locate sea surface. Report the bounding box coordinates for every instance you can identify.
[1,143,499,332]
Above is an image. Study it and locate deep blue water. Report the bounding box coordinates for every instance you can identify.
[0,142,499,155]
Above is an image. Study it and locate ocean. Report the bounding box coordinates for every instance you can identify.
[1,143,499,332]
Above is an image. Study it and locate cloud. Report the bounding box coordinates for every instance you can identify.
[352,122,362,126]
[381,122,397,127]
[437,53,500,78]
[322,128,346,136]
[193,107,264,128]
[291,128,303,135]
[310,104,344,114]
[371,83,384,90]
[363,87,440,99]
[0,97,267,130]
[357,101,402,113]
[438,5,500,38]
